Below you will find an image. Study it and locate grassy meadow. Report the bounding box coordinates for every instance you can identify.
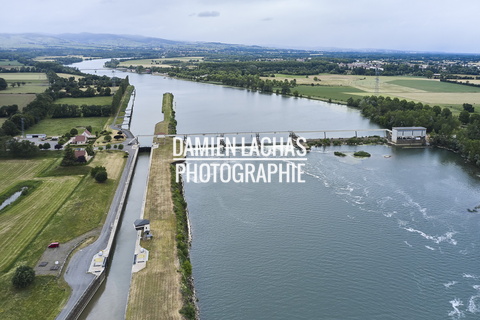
[0,60,23,67]
[0,150,127,320]
[0,94,37,110]
[24,117,108,136]
[0,73,49,95]
[55,96,113,106]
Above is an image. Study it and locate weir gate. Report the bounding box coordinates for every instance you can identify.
[134,128,391,149]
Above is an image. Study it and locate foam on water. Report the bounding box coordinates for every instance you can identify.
[463,274,480,280]
[444,281,458,288]
[404,241,413,248]
[449,298,465,319]
[467,286,480,314]
[403,227,458,245]
[425,245,436,251]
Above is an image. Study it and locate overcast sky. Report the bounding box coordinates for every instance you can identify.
[2,0,480,53]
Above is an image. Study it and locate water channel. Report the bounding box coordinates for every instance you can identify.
[74,59,480,320]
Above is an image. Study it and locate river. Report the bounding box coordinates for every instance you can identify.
[74,59,480,320]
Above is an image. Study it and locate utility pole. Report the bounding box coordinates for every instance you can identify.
[21,117,25,138]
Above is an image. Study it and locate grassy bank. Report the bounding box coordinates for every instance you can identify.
[127,92,194,320]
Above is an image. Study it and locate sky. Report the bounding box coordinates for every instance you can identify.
[2,0,480,53]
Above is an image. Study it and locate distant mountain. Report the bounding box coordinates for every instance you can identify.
[0,32,189,49]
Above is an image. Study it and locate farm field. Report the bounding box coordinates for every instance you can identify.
[24,116,108,136]
[0,158,58,194]
[0,176,81,272]
[0,93,37,111]
[0,73,49,94]
[0,60,23,67]
[293,85,366,101]
[270,74,480,109]
[0,73,47,81]
[56,73,84,81]
[119,56,204,68]
[55,96,113,106]
[0,150,127,320]
[41,151,127,242]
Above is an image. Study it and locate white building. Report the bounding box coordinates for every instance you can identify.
[389,127,427,145]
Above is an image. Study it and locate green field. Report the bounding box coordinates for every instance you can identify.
[0,73,49,94]
[0,93,37,110]
[268,74,480,109]
[388,79,480,93]
[0,150,127,320]
[294,85,367,101]
[0,60,23,67]
[0,158,57,194]
[0,176,81,272]
[25,117,108,136]
[55,96,113,106]
[0,73,47,81]
[41,152,126,242]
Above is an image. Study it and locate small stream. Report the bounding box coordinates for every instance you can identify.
[0,187,27,211]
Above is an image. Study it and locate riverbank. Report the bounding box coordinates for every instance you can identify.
[127,93,194,319]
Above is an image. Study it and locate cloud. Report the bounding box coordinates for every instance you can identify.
[197,11,220,17]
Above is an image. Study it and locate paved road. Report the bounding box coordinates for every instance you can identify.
[56,133,137,320]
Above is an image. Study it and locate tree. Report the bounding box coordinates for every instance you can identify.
[85,145,94,156]
[12,265,35,289]
[118,144,124,150]
[0,78,7,90]
[463,103,475,113]
[114,135,123,140]
[425,70,434,79]
[8,140,39,158]
[459,110,470,124]
[105,144,111,150]
[91,166,106,178]
[2,120,19,136]
[432,105,442,115]
[54,144,63,150]
[104,135,112,142]
[86,125,93,133]
[61,145,76,166]
[43,142,51,150]
[95,170,108,183]
[441,107,452,118]
[70,128,78,136]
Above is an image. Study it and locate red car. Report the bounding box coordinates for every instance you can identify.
[48,242,59,248]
